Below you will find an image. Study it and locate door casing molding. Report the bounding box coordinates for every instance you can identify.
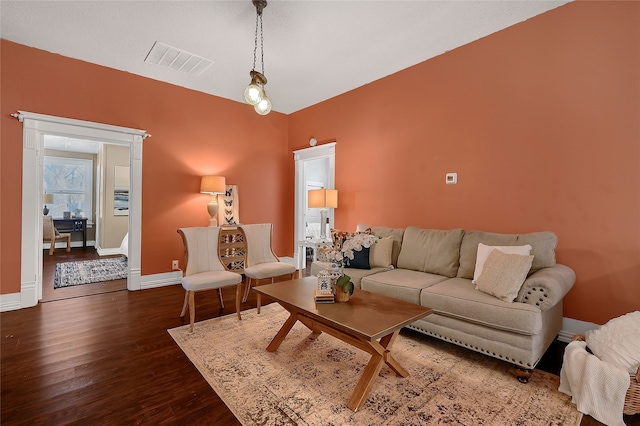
[14,110,148,308]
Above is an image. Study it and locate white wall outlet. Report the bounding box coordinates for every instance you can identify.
[172,260,179,270]
[445,173,457,185]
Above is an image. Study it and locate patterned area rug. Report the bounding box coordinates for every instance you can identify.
[168,304,582,426]
[54,257,128,288]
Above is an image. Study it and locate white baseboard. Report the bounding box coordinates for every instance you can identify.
[95,246,124,256]
[140,270,182,290]
[558,317,599,342]
[0,293,21,312]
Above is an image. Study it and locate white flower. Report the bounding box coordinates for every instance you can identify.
[324,234,379,262]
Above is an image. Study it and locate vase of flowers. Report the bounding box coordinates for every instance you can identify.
[321,232,380,302]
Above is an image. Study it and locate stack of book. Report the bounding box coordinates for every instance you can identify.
[314,289,335,303]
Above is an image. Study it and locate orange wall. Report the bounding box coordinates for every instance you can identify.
[1,40,291,295]
[288,1,640,324]
[2,1,638,325]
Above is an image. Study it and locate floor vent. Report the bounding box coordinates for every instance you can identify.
[144,41,213,76]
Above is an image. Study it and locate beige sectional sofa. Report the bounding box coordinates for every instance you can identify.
[311,225,576,382]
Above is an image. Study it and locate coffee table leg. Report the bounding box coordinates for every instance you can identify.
[266,311,298,352]
[347,329,404,412]
[379,331,408,378]
[347,340,386,411]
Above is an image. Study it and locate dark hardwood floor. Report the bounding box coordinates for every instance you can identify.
[2,254,638,425]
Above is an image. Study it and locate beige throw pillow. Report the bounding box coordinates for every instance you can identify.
[370,236,393,268]
[475,250,534,303]
[472,243,532,285]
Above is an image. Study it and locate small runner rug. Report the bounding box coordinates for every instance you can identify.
[168,304,582,426]
[54,257,128,288]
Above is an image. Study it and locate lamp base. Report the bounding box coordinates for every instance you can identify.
[320,208,328,240]
[207,195,220,227]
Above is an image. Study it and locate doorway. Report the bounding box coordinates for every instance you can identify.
[41,135,129,302]
[293,143,336,270]
[16,111,147,308]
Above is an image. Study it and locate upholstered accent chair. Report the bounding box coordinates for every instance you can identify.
[177,227,243,332]
[237,223,296,319]
[43,215,71,255]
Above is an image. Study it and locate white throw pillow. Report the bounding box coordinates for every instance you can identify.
[475,250,534,302]
[370,236,393,268]
[473,243,533,285]
[585,311,640,374]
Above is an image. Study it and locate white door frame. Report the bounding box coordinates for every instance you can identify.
[14,111,149,308]
[293,143,336,269]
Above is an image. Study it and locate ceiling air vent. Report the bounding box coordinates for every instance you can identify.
[144,41,213,76]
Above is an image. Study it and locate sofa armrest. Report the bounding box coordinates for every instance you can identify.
[516,264,576,310]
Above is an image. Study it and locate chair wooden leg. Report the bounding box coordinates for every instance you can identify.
[180,290,189,318]
[188,291,195,333]
[217,288,225,309]
[257,293,261,315]
[236,282,243,320]
[65,235,71,252]
[49,238,54,255]
[242,277,252,303]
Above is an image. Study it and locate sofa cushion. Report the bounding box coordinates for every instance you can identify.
[457,230,557,280]
[475,250,534,302]
[370,236,394,268]
[397,226,464,278]
[472,243,532,284]
[370,226,404,266]
[361,269,448,305]
[421,278,542,335]
[345,247,370,269]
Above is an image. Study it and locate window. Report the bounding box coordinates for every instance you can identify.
[44,156,93,222]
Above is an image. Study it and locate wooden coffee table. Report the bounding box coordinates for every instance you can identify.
[253,277,432,411]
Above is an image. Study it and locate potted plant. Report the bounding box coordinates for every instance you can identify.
[335,274,354,302]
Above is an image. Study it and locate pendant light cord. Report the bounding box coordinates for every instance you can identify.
[252,12,265,76]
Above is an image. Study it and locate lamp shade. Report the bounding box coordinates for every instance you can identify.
[43,193,54,204]
[200,176,226,194]
[308,189,338,209]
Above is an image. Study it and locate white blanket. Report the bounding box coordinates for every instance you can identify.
[559,340,630,426]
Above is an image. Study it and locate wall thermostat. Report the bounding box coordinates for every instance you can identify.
[446,173,457,184]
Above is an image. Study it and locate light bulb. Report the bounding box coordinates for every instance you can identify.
[244,83,263,105]
[254,95,272,115]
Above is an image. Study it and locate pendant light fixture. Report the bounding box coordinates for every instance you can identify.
[244,0,272,115]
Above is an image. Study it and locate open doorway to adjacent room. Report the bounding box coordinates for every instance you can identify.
[41,135,129,302]
[293,142,336,270]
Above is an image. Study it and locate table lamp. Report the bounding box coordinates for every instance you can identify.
[43,193,54,215]
[308,188,338,239]
[200,176,226,226]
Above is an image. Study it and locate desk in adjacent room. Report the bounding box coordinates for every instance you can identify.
[53,218,88,249]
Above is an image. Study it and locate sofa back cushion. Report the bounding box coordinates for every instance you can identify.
[397,226,464,277]
[457,230,557,279]
[370,226,405,266]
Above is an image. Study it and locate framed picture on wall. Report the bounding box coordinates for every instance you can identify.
[114,165,129,216]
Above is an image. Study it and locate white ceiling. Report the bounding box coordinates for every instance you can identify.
[1,1,569,115]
